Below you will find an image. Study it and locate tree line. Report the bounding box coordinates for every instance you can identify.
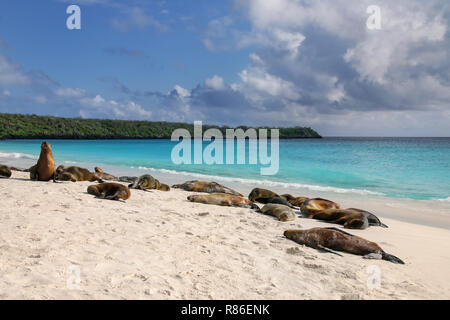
[0,113,322,139]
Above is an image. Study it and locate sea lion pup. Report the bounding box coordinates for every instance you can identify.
[308,208,388,229]
[259,204,296,222]
[187,193,259,209]
[0,165,12,178]
[128,174,170,192]
[29,141,57,182]
[172,180,242,196]
[300,198,340,215]
[94,167,118,181]
[87,183,131,201]
[284,228,404,264]
[55,166,103,182]
[281,194,309,207]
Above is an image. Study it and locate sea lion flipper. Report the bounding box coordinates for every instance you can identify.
[317,244,344,257]
[381,252,404,264]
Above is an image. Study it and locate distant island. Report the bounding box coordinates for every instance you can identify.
[0,113,321,139]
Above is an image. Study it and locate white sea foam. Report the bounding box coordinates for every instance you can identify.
[437,197,450,202]
[136,166,384,196]
[0,152,37,160]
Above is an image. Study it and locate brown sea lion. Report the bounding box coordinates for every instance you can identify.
[94,167,118,181]
[307,208,388,229]
[172,180,242,196]
[284,227,404,264]
[55,166,103,182]
[300,198,340,215]
[248,188,279,203]
[281,194,309,207]
[29,142,57,182]
[0,165,12,178]
[87,183,131,201]
[259,204,296,222]
[129,174,170,192]
[187,193,259,209]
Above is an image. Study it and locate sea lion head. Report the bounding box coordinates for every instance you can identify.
[56,165,66,174]
[94,167,104,173]
[159,183,170,191]
[0,165,12,178]
[41,141,52,152]
[187,195,198,202]
[284,229,304,241]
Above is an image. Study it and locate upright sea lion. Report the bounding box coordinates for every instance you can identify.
[129,174,170,192]
[94,167,118,181]
[55,166,103,182]
[284,227,404,264]
[259,204,296,222]
[0,165,12,178]
[281,194,309,207]
[248,188,279,203]
[87,183,131,201]
[172,180,242,196]
[187,193,259,209]
[307,208,388,229]
[300,198,340,215]
[29,142,56,182]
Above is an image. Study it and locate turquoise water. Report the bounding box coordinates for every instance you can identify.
[0,138,449,201]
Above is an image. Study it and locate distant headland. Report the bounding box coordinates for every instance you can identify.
[0,113,322,140]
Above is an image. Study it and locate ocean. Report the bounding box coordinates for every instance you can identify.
[0,137,449,201]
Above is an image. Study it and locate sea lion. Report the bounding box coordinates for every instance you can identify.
[172,180,242,196]
[248,188,279,203]
[284,227,404,264]
[129,174,170,192]
[259,204,296,222]
[281,194,309,207]
[0,165,12,178]
[87,183,131,201]
[187,193,259,209]
[29,142,56,182]
[94,167,118,181]
[307,208,388,229]
[119,176,138,183]
[55,166,103,182]
[300,198,340,215]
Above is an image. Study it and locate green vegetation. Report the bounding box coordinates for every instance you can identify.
[0,113,321,139]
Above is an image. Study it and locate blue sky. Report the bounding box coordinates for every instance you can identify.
[0,0,449,136]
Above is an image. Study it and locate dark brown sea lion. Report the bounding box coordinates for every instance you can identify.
[87,183,131,201]
[0,165,12,178]
[129,174,170,192]
[248,188,279,203]
[284,227,404,264]
[94,167,118,181]
[300,198,340,215]
[29,142,56,182]
[55,165,103,182]
[172,180,242,196]
[260,204,296,222]
[187,193,259,209]
[307,208,388,229]
[281,194,309,207]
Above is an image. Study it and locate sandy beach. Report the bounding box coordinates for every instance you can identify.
[0,170,449,300]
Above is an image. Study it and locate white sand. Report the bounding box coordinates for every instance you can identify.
[0,171,449,300]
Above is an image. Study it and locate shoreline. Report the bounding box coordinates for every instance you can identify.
[2,153,449,230]
[1,171,449,299]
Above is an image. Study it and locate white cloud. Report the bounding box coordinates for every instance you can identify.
[0,54,29,85]
[204,75,226,90]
